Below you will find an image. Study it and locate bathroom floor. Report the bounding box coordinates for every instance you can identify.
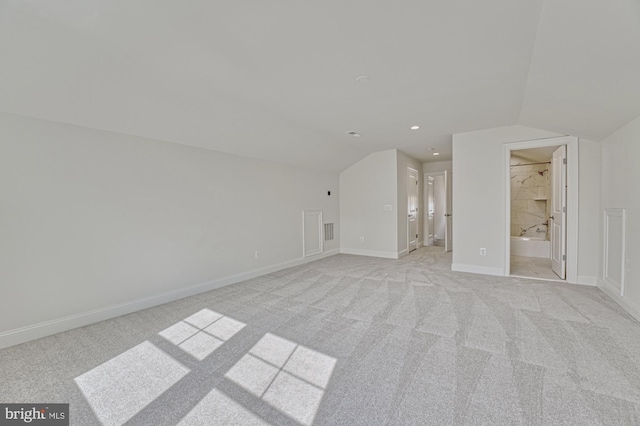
[510,255,562,280]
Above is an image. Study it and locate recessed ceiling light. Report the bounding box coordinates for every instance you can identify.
[410,125,420,130]
[346,131,362,137]
[433,152,440,156]
[355,75,371,84]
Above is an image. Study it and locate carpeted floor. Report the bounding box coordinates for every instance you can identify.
[2,247,640,425]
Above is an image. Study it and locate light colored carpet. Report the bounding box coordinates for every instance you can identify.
[1,246,640,425]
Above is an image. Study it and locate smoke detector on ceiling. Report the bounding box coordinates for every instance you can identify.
[346,131,362,137]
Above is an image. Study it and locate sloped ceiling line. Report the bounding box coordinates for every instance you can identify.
[0,0,638,172]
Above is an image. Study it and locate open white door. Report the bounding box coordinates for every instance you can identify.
[444,169,453,252]
[425,176,435,246]
[408,168,418,253]
[551,146,567,279]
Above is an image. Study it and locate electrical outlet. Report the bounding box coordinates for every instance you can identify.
[254,251,260,259]
[359,237,365,243]
[479,248,487,256]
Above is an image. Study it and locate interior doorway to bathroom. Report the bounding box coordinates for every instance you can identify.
[504,136,578,283]
[509,146,561,279]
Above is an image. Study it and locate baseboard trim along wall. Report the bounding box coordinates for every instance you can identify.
[598,279,640,323]
[0,249,340,350]
[339,248,399,259]
[451,263,504,276]
[577,276,598,286]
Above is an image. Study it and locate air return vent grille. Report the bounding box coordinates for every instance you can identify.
[324,223,334,241]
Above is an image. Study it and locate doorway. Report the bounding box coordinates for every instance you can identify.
[407,168,419,253]
[504,136,578,283]
[424,170,452,252]
[426,176,435,246]
[509,146,562,279]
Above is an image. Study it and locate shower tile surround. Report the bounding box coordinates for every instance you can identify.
[510,157,551,239]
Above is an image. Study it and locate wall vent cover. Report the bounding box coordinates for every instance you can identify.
[324,223,334,241]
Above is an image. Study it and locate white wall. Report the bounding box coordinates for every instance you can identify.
[397,151,423,253]
[423,160,453,173]
[599,115,640,320]
[0,112,339,348]
[451,125,600,281]
[577,139,601,284]
[340,150,398,258]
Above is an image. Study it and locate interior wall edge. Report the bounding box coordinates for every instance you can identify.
[451,263,504,276]
[0,249,340,350]
[339,248,399,259]
[576,276,598,286]
[598,279,640,323]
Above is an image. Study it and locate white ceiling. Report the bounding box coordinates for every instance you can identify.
[1,0,639,172]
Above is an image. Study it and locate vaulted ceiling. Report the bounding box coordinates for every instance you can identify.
[1,0,639,172]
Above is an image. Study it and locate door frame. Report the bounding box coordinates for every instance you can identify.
[503,136,579,283]
[424,171,447,249]
[407,167,419,253]
[424,174,435,246]
[444,169,453,252]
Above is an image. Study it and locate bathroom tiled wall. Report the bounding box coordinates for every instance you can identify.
[510,159,551,239]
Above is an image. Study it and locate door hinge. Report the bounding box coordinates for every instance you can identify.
[563,206,566,213]
[563,158,567,165]
[562,254,566,261]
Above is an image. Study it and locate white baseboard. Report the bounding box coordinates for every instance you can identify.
[0,249,340,350]
[598,279,640,323]
[339,248,399,259]
[398,249,409,258]
[577,276,598,287]
[451,263,505,276]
